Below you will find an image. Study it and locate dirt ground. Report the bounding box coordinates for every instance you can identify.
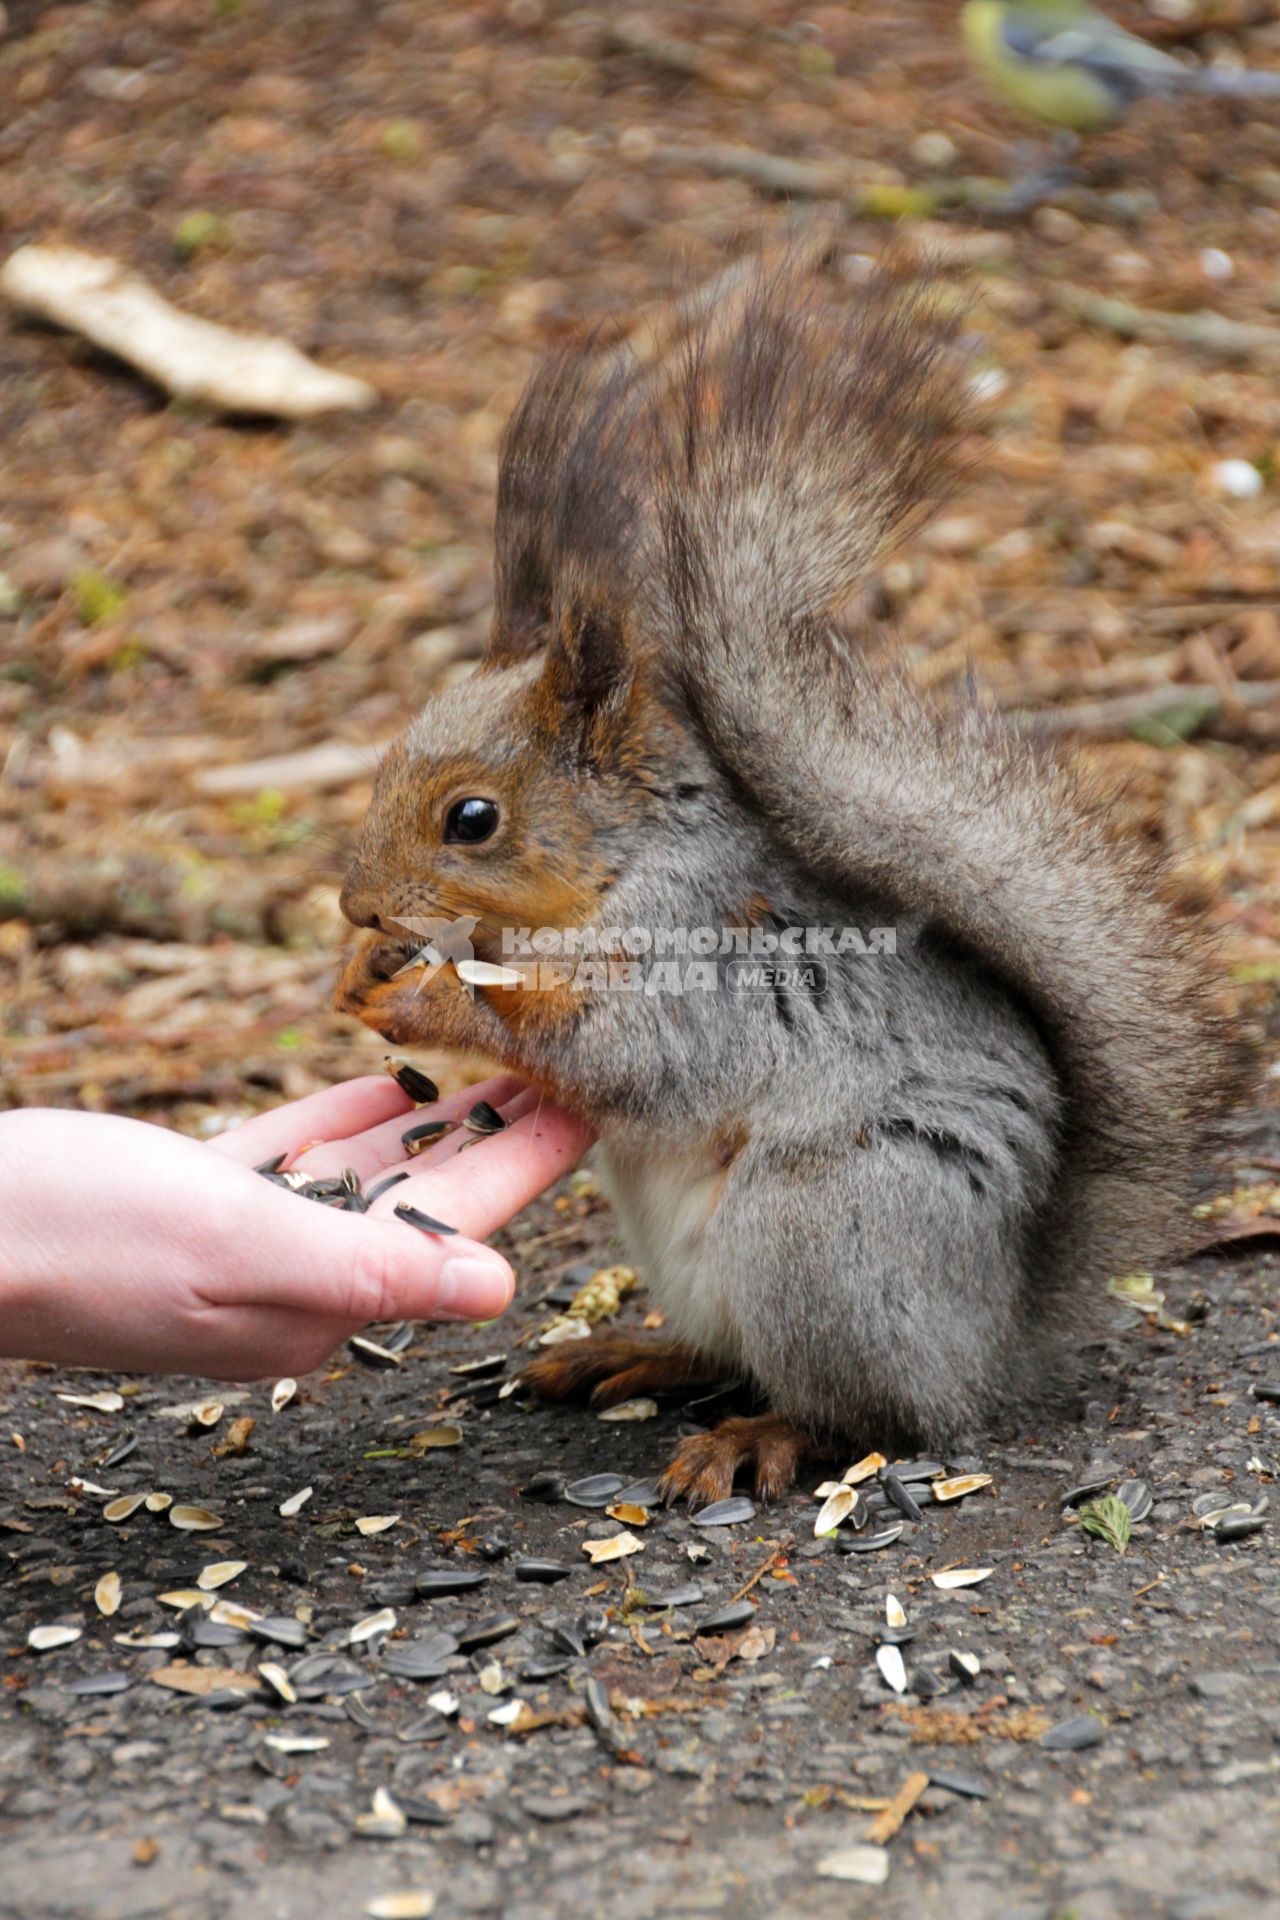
[2,2,1280,1916]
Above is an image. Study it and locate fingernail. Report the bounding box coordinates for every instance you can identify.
[436,1253,514,1321]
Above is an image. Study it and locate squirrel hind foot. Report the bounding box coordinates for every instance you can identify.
[520,1330,726,1406]
[658,1413,821,1509]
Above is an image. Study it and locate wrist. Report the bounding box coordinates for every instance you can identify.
[0,1110,53,1360]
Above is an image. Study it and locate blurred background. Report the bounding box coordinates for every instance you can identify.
[1,0,1278,1133]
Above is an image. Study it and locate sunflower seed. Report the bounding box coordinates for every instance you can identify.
[197,1561,247,1591]
[597,1398,658,1422]
[385,1058,440,1105]
[843,1453,886,1485]
[455,1615,520,1651]
[885,1594,907,1629]
[264,1732,327,1755]
[1041,1714,1105,1751]
[255,1154,287,1175]
[892,1459,946,1484]
[57,1390,124,1413]
[187,1619,245,1650]
[949,1649,981,1683]
[876,1644,908,1693]
[351,1608,397,1646]
[928,1768,989,1799]
[450,1353,508,1378]
[355,1786,408,1839]
[394,1202,457,1236]
[350,1335,404,1369]
[279,1487,313,1517]
[271,1379,297,1413]
[1116,1478,1153,1523]
[463,1100,507,1136]
[64,1669,130,1696]
[356,1515,401,1537]
[146,1492,172,1513]
[400,1121,453,1156]
[691,1497,756,1528]
[365,1170,411,1207]
[249,1615,308,1650]
[170,1506,223,1533]
[583,1675,614,1737]
[931,1567,993,1591]
[415,1567,489,1599]
[114,1630,180,1650]
[816,1845,889,1886]
[413,1424,463,1449]
[1061,1475,1116,1509]
[879,1470,923,1523]
[427,1689,459,1716]
[520,1655,573,1681]
[28,1624,82,1652]
[698,1599,758,1633]
[637,1583,705,1610]
[258,1662,297,1704]
[616,1480,663,1508]
[582,1531,643,1564]
[932,1474,993,1503]
[365,1895,435,1920]
[1250,1382,1280,1404]
[838,1524,904,1554]
[814,1486,858,1536]
[94,1572,121,1616]
[100,1435,138,1470]
[1215,1513,1267,1542]
[514,1558,571,1584]
[210,1600,263,1630]
[191,1401,223,1429]
[488,1698,526,1727]
[158,1589,215,1612]
[103,1493,148,1524]
[564,1474,625,1509]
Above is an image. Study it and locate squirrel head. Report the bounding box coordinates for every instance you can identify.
[338,589,701,1023]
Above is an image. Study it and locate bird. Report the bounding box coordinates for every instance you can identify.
[962,0,1280,135]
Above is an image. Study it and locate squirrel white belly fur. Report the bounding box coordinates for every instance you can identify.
[335,267,1240,1501]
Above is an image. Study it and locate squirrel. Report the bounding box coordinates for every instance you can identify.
[335,268,1240,1505]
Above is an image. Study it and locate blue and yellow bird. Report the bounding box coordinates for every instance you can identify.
[962,0,1280,134]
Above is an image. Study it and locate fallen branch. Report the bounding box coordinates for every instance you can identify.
[1,245,377,417]
[1052,282,1280,364]
[641,142,1007,218]
[1015,678,1280,739]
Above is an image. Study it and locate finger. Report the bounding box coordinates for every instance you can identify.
[195,1170,517,1325]
[292,1073,527,1185]
[366,1097,595,1236]
[209,1076,413,1167]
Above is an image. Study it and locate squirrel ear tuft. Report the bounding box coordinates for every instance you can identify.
[536,594,636,770]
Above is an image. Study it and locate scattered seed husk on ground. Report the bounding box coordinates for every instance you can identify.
[28,1624,82,1652]
[197,1561,247,1591]
[258,1662,297,1704]
[350,1335,405,1369]
[596,1397,658,1422]
[949,1649,981,1683]
[876,1643,908,1693]
[815,1845,889,1886]
[409,1424,463,1451]
[366,1894,435,1920]
[932,1474,993,1503]
[814,1486,858,1536]
[169,1505,223,1533]
[691,1497,756,1528]
[145,1492,172,1513]
[351,1607,397,1645]
[932,1567,993,1590]
[271,1379,297,1413]
[158,1590,215,1612]
[356,1514,401,1536]
[355,1787,408,1838]
[582,1531,643,1564]
[886,1593,907,1629]
[57,1390,124,1413]
[279,1487,313,1517]
[94,1572,122,1616]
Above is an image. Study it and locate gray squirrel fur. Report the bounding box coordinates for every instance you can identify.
[338,268,1240,1462]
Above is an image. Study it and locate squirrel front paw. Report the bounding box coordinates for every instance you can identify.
[657,1413,820,1508]
[333,930,503,1053]
[521,1330,727,1410]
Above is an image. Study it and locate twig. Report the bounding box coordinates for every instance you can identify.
[1052,283,1280,364]
[1015,679,1280,739]
[193,737,393,796]
[642,141,1007,218]
[730,1549,785,1604]
[864,1770,931,1847]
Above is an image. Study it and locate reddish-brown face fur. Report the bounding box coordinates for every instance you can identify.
[334,647,678,1054]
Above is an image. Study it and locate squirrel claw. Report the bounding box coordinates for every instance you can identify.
[658,1414,818,1509]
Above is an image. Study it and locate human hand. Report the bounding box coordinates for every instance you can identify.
[0,1074,592,1380]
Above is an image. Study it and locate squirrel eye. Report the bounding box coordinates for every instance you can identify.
[443,797,500,845]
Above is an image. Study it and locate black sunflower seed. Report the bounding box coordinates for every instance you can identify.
[890,1459,946,1484]
[463,1100,507,1136]
[520,1655,573,1681]
[64,1670,130,1696]
[1060,1475,1116,1509]
[583,1676,615,1739]
[453,1614,519,1652]
[514,1558,572,1584]
[1249,1382,1280,1404]
[1215,1513,1266,1542]
[1041,1714,1105,1751]
[551,1625,586,1658]
[691,1496,756,1528]
[928,1769,990,1800]
[564,1474,625,1509]
[401,1121,453,1155]
[255,1154,287,1176]
[366,1169,410,1207]
[911,1666,945,1699]
[450,1353,508,1379]
[349,1334,403,1369]
[1116,1478,1152,1523]
[415,1568,489,1599]
[249,1616,309,1650]
[386,1059,441,1105]
[520,1471,567,1504]
[637,1583,705,1610]
[394,1202,458,1237]
[838,1524,904,1554]
[880,1471,924,1523]
[697,1599,757,1633]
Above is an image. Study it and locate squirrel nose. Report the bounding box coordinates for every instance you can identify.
[339,874,385,932]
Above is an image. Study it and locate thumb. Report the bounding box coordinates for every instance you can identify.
[205,1178,515,1326]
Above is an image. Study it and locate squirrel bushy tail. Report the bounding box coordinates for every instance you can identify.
[634,270,1241,1311]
